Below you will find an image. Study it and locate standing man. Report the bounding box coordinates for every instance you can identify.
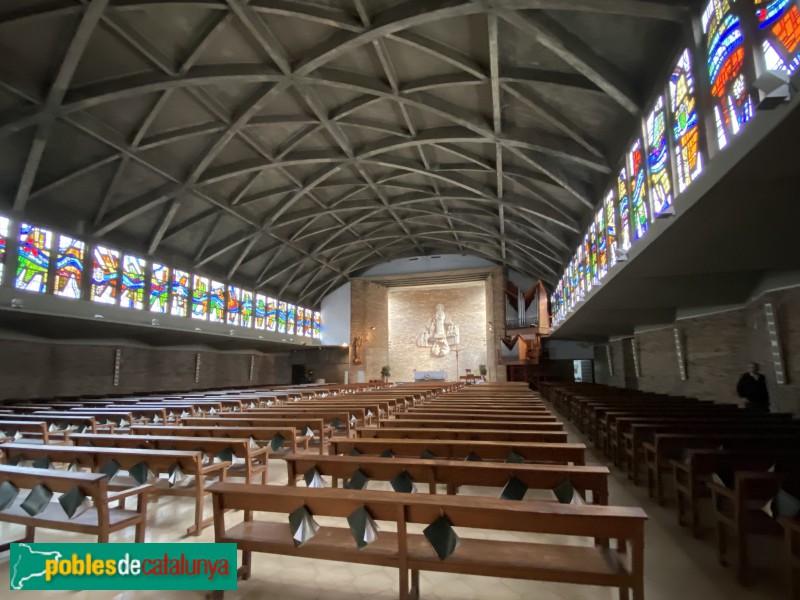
[736,362,770,412]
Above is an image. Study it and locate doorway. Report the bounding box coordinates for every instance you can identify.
[291,364,306,385]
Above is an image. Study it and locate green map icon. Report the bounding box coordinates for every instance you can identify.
[11,544,62,590]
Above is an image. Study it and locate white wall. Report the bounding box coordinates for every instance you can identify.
[320,282,351,346]
[360,255,494,276]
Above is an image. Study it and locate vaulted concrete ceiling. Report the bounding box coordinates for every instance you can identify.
[0,0,690,307]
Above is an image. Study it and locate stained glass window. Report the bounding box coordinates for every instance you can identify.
[277,301,287,333]
[617,169,631,252]
[120,255,146,310]
[627,139,650,242]
[589,224,598,284]
[241,290,253,328]
[192,275,209,320]
[582,235,592,292]
[576,249,586,297]
[702,0,754,150]
[645,96,674,218]
[0,216,9,285]
[603,190,617,269]
[16,223,53,293]
[756,0,800,73]
[313,311,321,339]
[304,308,313,337]
[295,306,305,336]
[209,280,226,323]
[171,269,189,317]
[669,49,704,194]
[54,235,84,299]
[570,257,580,303]
[227,285,241,326]
[287,304,296,335]
[150,263,169,313]
[90,246,119,304]
[267,297,277,331]
[254,293,267,330]
[596,207,608,280]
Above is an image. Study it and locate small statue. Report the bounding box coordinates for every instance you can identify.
[352,336,363,365]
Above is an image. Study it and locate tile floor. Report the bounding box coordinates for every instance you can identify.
[0,418,788,600]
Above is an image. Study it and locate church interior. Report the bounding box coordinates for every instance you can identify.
[0,0,799,598]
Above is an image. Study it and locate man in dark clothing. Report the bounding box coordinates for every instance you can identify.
[736,362,770,412]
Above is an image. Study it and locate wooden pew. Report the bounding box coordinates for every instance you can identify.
[2,413,100,435]
[671,449,800,537]
[329,438,585,465]
[394,412,556,423]
[0,443,227,536]
[645,433,800,504]
[70,433,269,485]
[130,425,305,453]
[709,471,800,584]
[199,410,357,436]
[0,465,152,549]
[0,420,51,444]
[623,421,800,483]
[383,419,562,432]
[71,406,169,425]
[181,417,325,450]
[778,516,800,599]
[209,484,646,600]
[357,427,567,443]
[283,453,609,503]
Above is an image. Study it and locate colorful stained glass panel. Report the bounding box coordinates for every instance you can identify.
[604,189,617,268]
[209,281,226,323]
[627,139,650,242]
[295,306,305,336]
[150,263,169,313]
[0,217,9,285]
[596,207,608,280]
[90,246,119,304]
[54,235,84,299]
[287,304,296,335]
[16,223,53,293]
[241,290,253,328]
[702,0,754,150]
[171,269,189,317]
[646,96,674,217]
[227,285,241,326]
[192,275,209,320]
[617,169,631,252]
[756,0,800,73]
[304,308,313,337]
[277,301,287,333]
[254,293,267,330]
[313,311,321,339]
[267,298,277,331]
[669,49,704,193]
[120,254,146,310]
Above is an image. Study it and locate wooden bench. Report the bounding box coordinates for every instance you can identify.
[4,413,100,434]
[383,419,562,432]
[72,406,169,425]
[130,425,305,453]
[283,453,609,503]
[779,516,800,599]
[209,484,646,600]
[69,433,269,485]
[181,417,325,450]
[202,410,357,436]
[622,420,800,483]
[0,443,227,536]
[709,471,800,584]
[645,433,800,505]
[329,438,585,465]
[357,427,567,443]
[0,420,50,444]
[0,464,152,549]
[671,448,800,536]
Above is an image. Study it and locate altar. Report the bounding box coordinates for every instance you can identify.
[413,370,447,381]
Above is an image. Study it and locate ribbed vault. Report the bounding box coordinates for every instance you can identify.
[0,0,690,305]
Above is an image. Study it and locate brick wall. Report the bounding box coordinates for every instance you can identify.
[0,338,292,400]
[348,268,506,383]
[594,287,800,413]
[291,346,349,384]
[387,281,488,381]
